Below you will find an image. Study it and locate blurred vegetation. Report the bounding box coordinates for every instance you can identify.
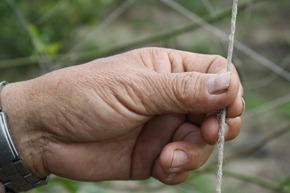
[0,0,116,59]
[0,0,119,80]
[1,0,290,193]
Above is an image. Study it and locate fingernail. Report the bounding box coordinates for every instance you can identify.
[171,150,188,168]
[224,121,229,136]
[241,98,246,115]
[208,72,230,94]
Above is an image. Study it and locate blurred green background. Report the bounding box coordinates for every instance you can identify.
[1,0,290,192]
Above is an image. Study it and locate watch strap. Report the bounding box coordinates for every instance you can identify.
[0,100,49,192]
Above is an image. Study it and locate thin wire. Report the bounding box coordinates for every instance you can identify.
[216,0,239,193]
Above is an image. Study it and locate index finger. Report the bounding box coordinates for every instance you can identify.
[136,48,240,76]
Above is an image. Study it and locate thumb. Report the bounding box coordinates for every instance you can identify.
[143,71,237,115]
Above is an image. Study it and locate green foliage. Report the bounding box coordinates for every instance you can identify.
[190,175,214,192]
[280,102,290,117]
[244,94,267,110]
[0,0,118,60]
[30,177,79,193]
[0,1,32,58]
[177,0,208,16]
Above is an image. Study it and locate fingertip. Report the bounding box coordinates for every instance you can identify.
[225,117,241,141]
[162,172,189,185]
[227,96,245,118]
[201,115,219,145]
[208,72,230,95]
[152,148,189,185]
[157,144,188,174]
[201,115,242,144]
[154,164,189,185]
[226,81,245,118]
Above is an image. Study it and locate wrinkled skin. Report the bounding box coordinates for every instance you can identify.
[1,48,244,186]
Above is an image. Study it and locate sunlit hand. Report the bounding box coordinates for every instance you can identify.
[1,47,244,185]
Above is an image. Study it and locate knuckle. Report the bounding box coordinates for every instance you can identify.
[214,55,227,65]
[174,73,196,100]
[172,73,206,109]
[210,55,228,72]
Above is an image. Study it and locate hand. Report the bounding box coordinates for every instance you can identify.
[1,47,244,185]
[0,183,4,193]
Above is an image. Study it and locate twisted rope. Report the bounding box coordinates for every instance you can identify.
[216,0,239,193]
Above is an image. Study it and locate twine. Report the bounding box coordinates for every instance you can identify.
[216,0,239,193]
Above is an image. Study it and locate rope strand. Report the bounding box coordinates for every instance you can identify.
[216,0,239,193]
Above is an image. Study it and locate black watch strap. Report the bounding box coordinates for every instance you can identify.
[0,158,49,193]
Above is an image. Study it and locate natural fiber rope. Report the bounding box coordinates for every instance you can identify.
[216,0,239,193]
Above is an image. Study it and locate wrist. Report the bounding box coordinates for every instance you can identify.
[1,81,48,179]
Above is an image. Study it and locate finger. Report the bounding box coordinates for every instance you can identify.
[201,115,242,145]
[130,114,185,179]
[136,48,238,74]
[140,70,240,116]
[97,48,241,117]
[152,123,214,185]
[227,83,245,118]
[153,161,189,185]
[225,117,242,141]
[186,113,205,126]
[227,97,245,118]
[134,48,240,115]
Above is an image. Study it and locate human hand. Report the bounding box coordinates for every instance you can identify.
[0,183,4,193]
[1,47,244,185]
